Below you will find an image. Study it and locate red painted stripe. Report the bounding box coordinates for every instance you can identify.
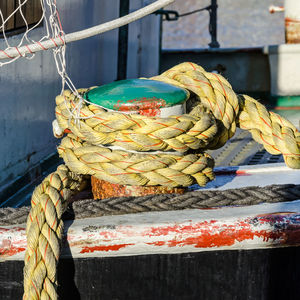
[80,243,134,253]
[274,106,300,110]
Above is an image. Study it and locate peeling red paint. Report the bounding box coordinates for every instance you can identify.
[2,211,300,260]
[142,215,300,249]
[254,212,299,224]
[165,229,273,248]
[145,229,279,249]
[144,220,222,237]
[99,231,118,239]
[143,212,300,248]
[147,241,166,246]
[0,227,24,233]
[0,246,26,256]
[80,243,134,253]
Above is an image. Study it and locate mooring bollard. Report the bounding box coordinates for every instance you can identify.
[84,78,189,199]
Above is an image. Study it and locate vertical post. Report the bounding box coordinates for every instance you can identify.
[158,14,163,73]
[208,0,220,48]
[285,0,300,43]
[117,0,130,80]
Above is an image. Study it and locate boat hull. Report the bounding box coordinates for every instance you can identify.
[2,246,300,300]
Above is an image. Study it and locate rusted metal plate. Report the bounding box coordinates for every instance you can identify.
[285,18,300,43]
[91,176,186,199]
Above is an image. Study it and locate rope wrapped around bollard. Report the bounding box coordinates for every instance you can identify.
[22,62,300,299]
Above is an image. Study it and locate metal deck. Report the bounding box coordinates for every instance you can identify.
[207,129,284,167]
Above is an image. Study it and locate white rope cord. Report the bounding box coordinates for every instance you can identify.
[0,0,174,61]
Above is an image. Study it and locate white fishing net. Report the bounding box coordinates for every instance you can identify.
[0,0,173,122]
[0,0,89,122]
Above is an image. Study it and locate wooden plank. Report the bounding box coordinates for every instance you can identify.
[0,0,15,31]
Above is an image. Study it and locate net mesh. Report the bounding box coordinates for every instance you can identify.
[0,0,174,123]
[0,0,88,121]
[1,0,60,64]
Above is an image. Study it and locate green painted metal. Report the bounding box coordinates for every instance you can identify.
[274,96,300,107]
[84,79,189,112]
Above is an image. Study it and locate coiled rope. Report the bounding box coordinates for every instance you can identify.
[23,62,300,299]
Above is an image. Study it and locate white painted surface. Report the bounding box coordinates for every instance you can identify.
[0,0,161,187]
[285,0,300,20]
[266,44,300,95]
[198,163,300,191]
[1,199,300,261]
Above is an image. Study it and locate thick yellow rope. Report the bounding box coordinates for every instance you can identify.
[58,135,215,187]
[23,166,87,300]
[23,62,300,299]
[55,62,300,169]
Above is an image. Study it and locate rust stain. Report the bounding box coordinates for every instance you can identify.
[113,97,166,117]
[91,177,186,199]
[80,243,134,253]
[285,17,300,43]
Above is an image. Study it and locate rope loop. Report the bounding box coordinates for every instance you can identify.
[23,62,300,300]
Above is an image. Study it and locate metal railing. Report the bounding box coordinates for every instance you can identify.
[156,0,220,48]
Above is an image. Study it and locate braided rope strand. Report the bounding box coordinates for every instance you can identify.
[23,165,86,300]
[1,184,300,226]
[55,62,300,169]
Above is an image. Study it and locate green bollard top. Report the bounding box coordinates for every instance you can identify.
[84,79,189,116]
